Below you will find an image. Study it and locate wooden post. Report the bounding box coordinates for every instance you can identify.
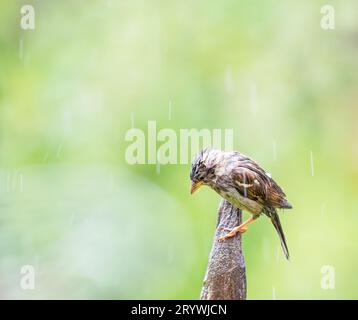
[200,199,247,300]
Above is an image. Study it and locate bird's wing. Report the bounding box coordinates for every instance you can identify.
[232,157,289,208]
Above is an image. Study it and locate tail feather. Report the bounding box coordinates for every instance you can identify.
[266,207,290,260]
[280,199,293,209]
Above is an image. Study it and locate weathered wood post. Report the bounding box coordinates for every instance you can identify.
[200,199,247,300]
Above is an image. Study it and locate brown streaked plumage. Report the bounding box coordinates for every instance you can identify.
[190,148,292,260]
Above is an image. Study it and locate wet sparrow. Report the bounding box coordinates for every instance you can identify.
[190,148,292,260]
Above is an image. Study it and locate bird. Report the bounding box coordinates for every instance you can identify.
[190,148,292,260]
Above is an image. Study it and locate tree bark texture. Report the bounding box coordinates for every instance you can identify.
[200,199,247,300]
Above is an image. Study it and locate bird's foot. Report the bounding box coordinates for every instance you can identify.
[219,226,248,241]
[223,227,248,233]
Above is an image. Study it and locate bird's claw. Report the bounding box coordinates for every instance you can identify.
[223,226,248,233]
[218,226,248,241]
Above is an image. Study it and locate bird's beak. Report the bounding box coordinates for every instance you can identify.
[190,181,203,194]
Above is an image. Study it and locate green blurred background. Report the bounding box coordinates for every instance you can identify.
[0,0,357,299]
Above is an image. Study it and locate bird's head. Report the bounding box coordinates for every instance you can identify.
[190,148,221,194]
